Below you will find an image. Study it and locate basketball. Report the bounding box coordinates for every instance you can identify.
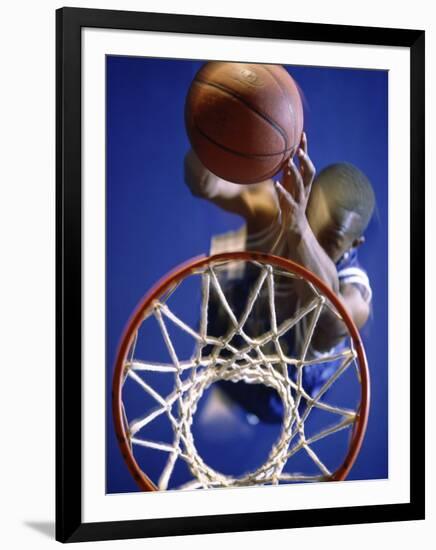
[184,62,304,185]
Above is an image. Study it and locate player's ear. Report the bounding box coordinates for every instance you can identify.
[352,236,365,249]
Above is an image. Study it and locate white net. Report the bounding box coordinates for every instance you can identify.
[117,256,366,491]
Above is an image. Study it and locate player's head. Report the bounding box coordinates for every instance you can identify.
[306,163,375,263]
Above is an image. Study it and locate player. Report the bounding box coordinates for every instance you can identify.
[184,133,375,423]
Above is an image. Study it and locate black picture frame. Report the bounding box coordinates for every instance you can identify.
[56,6,425,543]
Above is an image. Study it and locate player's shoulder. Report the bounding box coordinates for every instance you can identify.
[336,249,372,304]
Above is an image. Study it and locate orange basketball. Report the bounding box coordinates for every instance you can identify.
[184,62,304,185]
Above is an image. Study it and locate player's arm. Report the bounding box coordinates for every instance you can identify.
[275,135,340,297]
[184,148,277,232]
[276,135,369,351]
[284,211,370,351]
[309,282,371,351]
[340,282,371,330]
[282,210,359,351]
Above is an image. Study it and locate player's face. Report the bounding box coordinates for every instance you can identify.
[306,186,364,263]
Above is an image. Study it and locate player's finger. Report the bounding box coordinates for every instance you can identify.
[300,132,308,155]
[296,148,315,188]
[285,157,305,200]
[274,180,297,209]
[296,133,308,178]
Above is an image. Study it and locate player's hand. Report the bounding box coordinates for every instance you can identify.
[274,132,316,234]
[184,149,214,198]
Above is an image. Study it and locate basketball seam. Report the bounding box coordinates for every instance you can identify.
[253,66,288,171]
[260,65,297,148]
[193,124,286,183]
[194,78,288,150]
[236,64,290,150]
[193,122,295,158]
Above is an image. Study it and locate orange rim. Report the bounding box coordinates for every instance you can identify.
[112,251,370,491]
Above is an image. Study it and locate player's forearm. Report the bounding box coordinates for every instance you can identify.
[287,220,340,296]
[287,220,354,351]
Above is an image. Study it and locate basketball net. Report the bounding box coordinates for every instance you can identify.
[113,253,369,491]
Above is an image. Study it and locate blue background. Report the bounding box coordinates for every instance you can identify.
[106,56,388,493]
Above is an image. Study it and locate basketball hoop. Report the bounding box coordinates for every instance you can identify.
[112,252,370,491]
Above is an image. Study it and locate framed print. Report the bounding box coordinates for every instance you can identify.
[56,6,425,543]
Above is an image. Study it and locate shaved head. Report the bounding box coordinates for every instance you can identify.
[311,163,375,237]
[306,163,375,262]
